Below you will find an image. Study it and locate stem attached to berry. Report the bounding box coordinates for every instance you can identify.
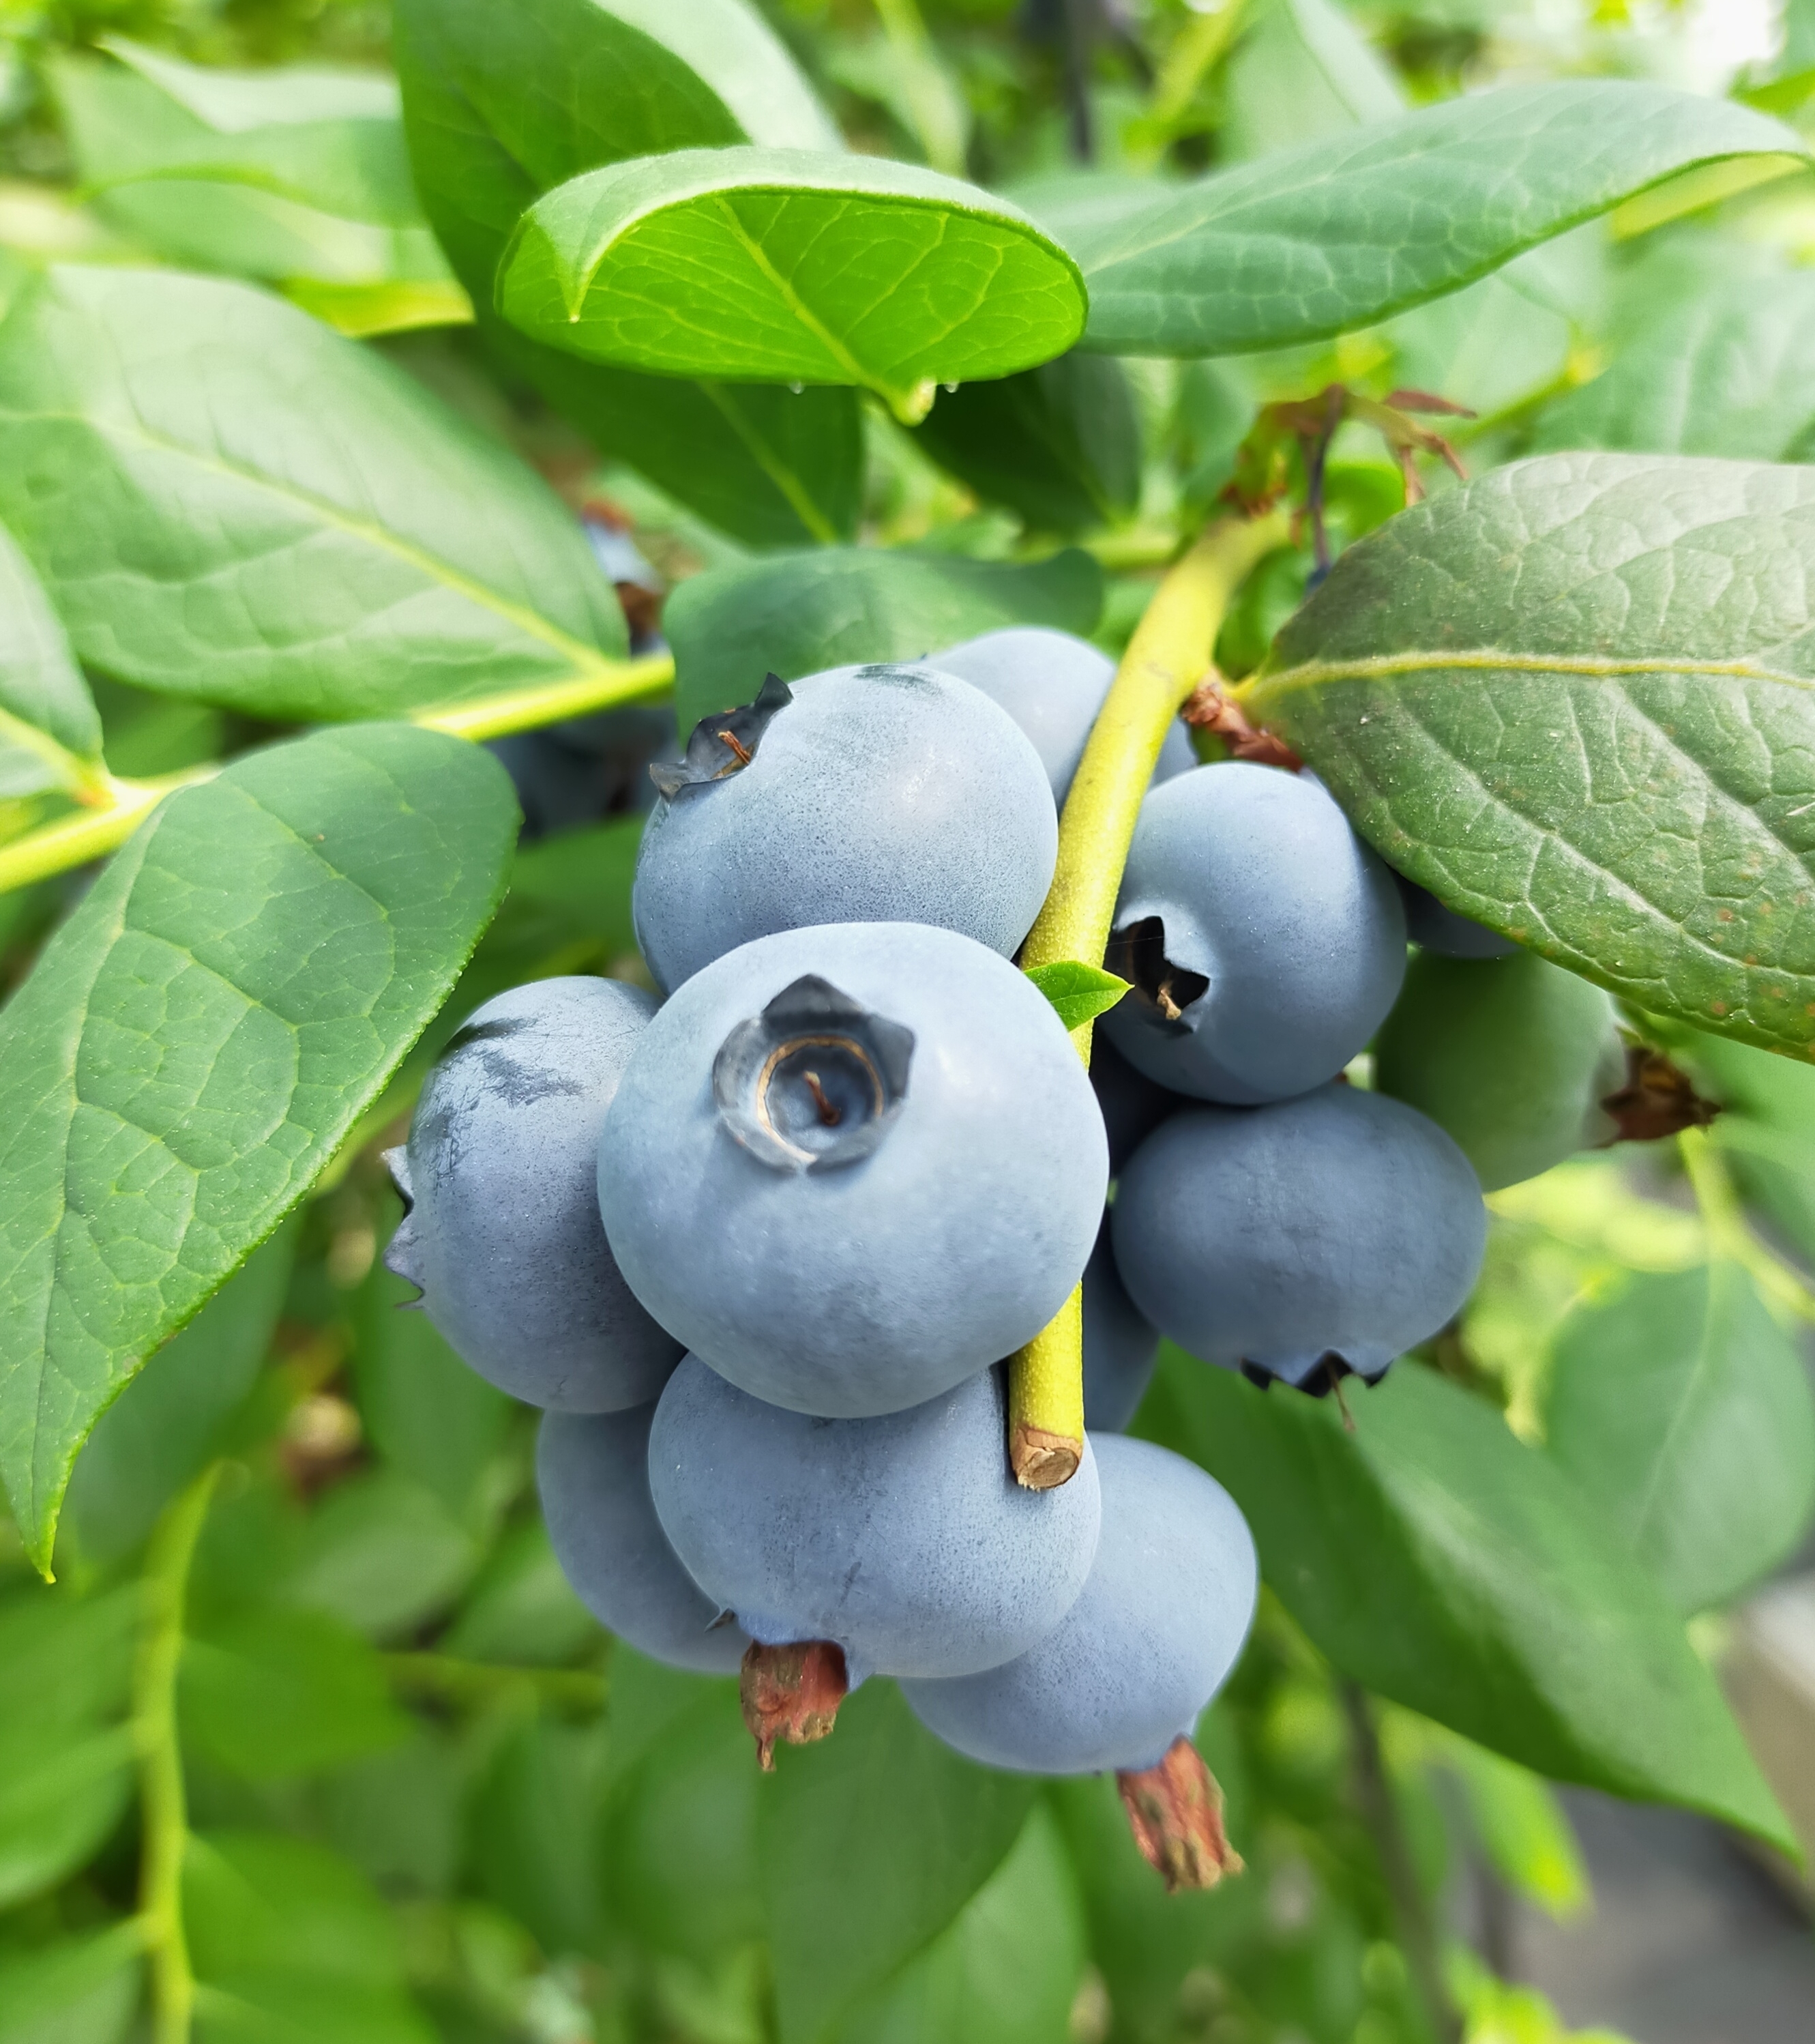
[1007,510,1290,1488]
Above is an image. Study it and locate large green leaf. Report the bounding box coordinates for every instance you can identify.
[1063,82,1807,356]
[499,148,1087,423]
[761,1680,1039,2044]
[1219,0,1403,165]
[0,1924,142,2044]
[0,523,100,802]
[1247,452,1815,1057]
[911,352,1141,536]
[0,265,629,722]
[832,1805,1086,2044]
[1140,1350,1793,1850]
[60,1223,296,1568]
[394,0,861,549]
[668,545,1104,734]
[1674,1027,1815,1260]
[0,723,515,1570]
[1533,246,1815,463]
[1544,1263,1815,1615]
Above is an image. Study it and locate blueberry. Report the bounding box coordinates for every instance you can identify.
[632,665,1057,992]
[647,1357,1101,1680]
[1393,874,1519,959]
[489,705,677,838]
[932,627,1196,806]
[598,922,1108,1416]
[537,1404,748,1675]
[1090,1031,1179,1174]
[1083,1213,1159,1433]
[1374,950,1625,1192]
[1100,763,1406,1105]
[385,977,683,1411]
[1110,1083,1485,1390]
[900,1435,1255,1772]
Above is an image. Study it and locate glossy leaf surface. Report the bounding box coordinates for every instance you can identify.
[500,147,1087,421]
[1249,452,1815,1056]
[394,0,861,548]
[1141,1350,1792,1850]
[0,725,515,1568]
[0,265,628,722]
[1065,82,1807,355]
[668,546,1103,733]
[1544,1262,1815,1614]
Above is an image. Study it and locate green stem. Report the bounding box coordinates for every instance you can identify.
[0,649,677,899]
[1679,1128,1815,1326]
[1007,509,1288,1485]
[135,1462,223,2044]
[382,1650,608,1712]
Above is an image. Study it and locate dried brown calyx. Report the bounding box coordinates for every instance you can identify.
[1181,676,1303,772]
[1104,918,1209,1030]
[1600,1045,1720,1144]
[741,1641,850,1770]
[1117,1738,1244,1893]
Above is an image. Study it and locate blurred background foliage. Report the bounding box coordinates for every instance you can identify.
[3,1,1815,2041]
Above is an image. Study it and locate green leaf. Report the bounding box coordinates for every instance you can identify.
[1543,1263,1815,1615]
[0,523,100,802]
[181,1607,409,1779]
[1533,245,1815,463]
[469,1717,608,1959]
[0,1924,143,2044]
[60,1223,297,1568]
[1676,1028,1815,1261]
[1063,82,1808,356]
[761,1679,1038,2044]
[910,352,1142,536]
[1140,1349,1794,1852]
[1430,1729,1588,1919]
[353,1246,511,1528]
[0,723,516,1571]
[442,1519,597,1668]
[831,1805,1086,2044]
[394,0,861,549]
[1219,0,1404,166]
[0,265,629,722]
[668,546,1104,735]
[319,1732,461,1899]
[499,148,1087,424]
[1247,451,1815,1057]
[186,1830,436,2044]
[284,1469,480,1640]
[54,44,419,227]
[1024,961,1130,1032]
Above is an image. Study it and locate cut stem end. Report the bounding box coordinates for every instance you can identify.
[740,1639,849,1770]
[1117,1737,1243,1893]
[1010,1424,1084,1491]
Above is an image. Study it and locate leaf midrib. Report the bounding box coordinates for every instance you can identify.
[10,406,619,684]
[1252,646,1815,703]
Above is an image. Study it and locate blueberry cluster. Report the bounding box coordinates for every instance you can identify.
[387,630,1495,1886]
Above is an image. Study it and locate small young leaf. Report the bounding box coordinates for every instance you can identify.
[499,148,1087,424]
[0,523,100,802]
[1064,81,1807,357]
[1247,452,1815,1057]
[668,546,1103,736]
[0,265,629,723]
[1025,961,1130,1033]
[761,1680,1038,2044]
[1140,1350,1794,1853]
[284,1469,480,1641]
[394,0,861,549]
[911,352,1142,536]
[1544,1262,1815,1614]
[0,724,516,1571]
[1677,1028,1815,1261]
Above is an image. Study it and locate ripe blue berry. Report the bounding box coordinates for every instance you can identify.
[1090,1032,1179,1174]
[632,665,1057,992]
[1111,1083,1485,1390]
[598,922,1108,1417]
[538,1404,748,1675]
[900,1435,1255,1772]
[1395,875,1518,959]
[932,626,1195,804]
[1100,763,1406,1105]
[1374,950,1626,1191]
[385,977,682,1412]
[1083,1214,1159,1433]
[648,1358,1101,1680]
